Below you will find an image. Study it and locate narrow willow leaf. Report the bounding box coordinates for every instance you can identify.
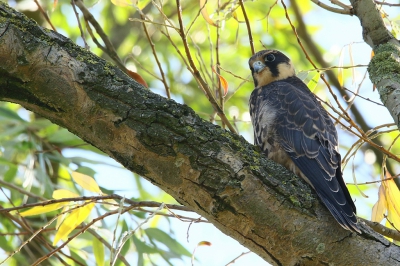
[384,178,400,230]
[53,203,95,245]
[53,189,80,199]
[338,49,344,87]
[371,185,386,223]
[110,0,131,7]
[71,172,101,193]
[306,73,320,91]
[93,237,105,266]
[56,206,70,229]
[20,203,67,217]
[200,0,218,27]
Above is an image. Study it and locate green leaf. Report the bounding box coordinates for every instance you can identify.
[145,228,191,257]
[0,235,14,252]
[132,234,158,254]
[119,221,131,256]
[0,107,24,121]
[93,237,105,266]
[47,128,81,144]
[4,163,17,181]
[70,248,89,266]
[0,157,18,182]
[306,73,320,91]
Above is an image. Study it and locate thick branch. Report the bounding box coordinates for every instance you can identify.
[350,0,400,131]
[0,3,399,265]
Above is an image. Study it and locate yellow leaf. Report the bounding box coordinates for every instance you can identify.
[338,48,344,87]
[371,185,386,223]
[200,0,218,27]
[56,206,70,229]
[384,178,400,230]
[111,0,131,7]
[53,203,95,245]
[20,203,67,217]
[53,189,80,199]
[71,172,101,193]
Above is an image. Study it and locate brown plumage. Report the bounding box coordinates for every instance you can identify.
[248,49,360,233]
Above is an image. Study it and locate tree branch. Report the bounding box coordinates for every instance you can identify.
[350,0,400,131]
[0,3,399,265]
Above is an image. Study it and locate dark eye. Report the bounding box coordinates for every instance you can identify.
[265,54,275,62]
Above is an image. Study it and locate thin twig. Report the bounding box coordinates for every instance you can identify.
[216,0,225,128]
[33,0,57,31]
[175,0,237,133]
[266,0,279,32]
[74,0,127,72]
[129,18,179,30]
[347,173,400,185]
[141,14,171,98]
[374,0,400,6]
[310,0,353,15]
[0,179,45,200]
[239,0,255,55]
[282,0,366,138]
[384,214,400,232]
[225,251,252,265]
[0,194,192,213]
[360,218,400,241]
[71,0,89,49]
[111,203,165,266]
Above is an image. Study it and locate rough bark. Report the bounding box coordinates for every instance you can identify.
[351,0,400,129]
[0,3,399,265]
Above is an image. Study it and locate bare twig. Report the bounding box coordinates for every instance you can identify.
[225,251,252,265]
[239,0,255,55]
[360,218,400,241]
[74,0,128,72]
[347,173,400,185]
[0,194,192,213]
[374,0,400,6]
[216,0,225,128]
[175,0,237,133]
[266,0,279,32]
[384,214,400,232]
[0,179,45,200]
[141,14,171,98]
[70,0,89,49]
[33,0,57,31]
[282,0,367,138]
[310,0,353,15]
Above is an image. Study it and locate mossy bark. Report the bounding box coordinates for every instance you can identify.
[351,0,400,129]
[0,3,399,265]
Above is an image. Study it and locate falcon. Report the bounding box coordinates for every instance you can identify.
[248,49,360,233]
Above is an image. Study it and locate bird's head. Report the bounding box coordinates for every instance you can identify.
[248,50,295,88]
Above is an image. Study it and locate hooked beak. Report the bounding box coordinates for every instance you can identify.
[252,61,266,73]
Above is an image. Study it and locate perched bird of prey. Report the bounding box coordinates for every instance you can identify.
[248,49,360,233]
